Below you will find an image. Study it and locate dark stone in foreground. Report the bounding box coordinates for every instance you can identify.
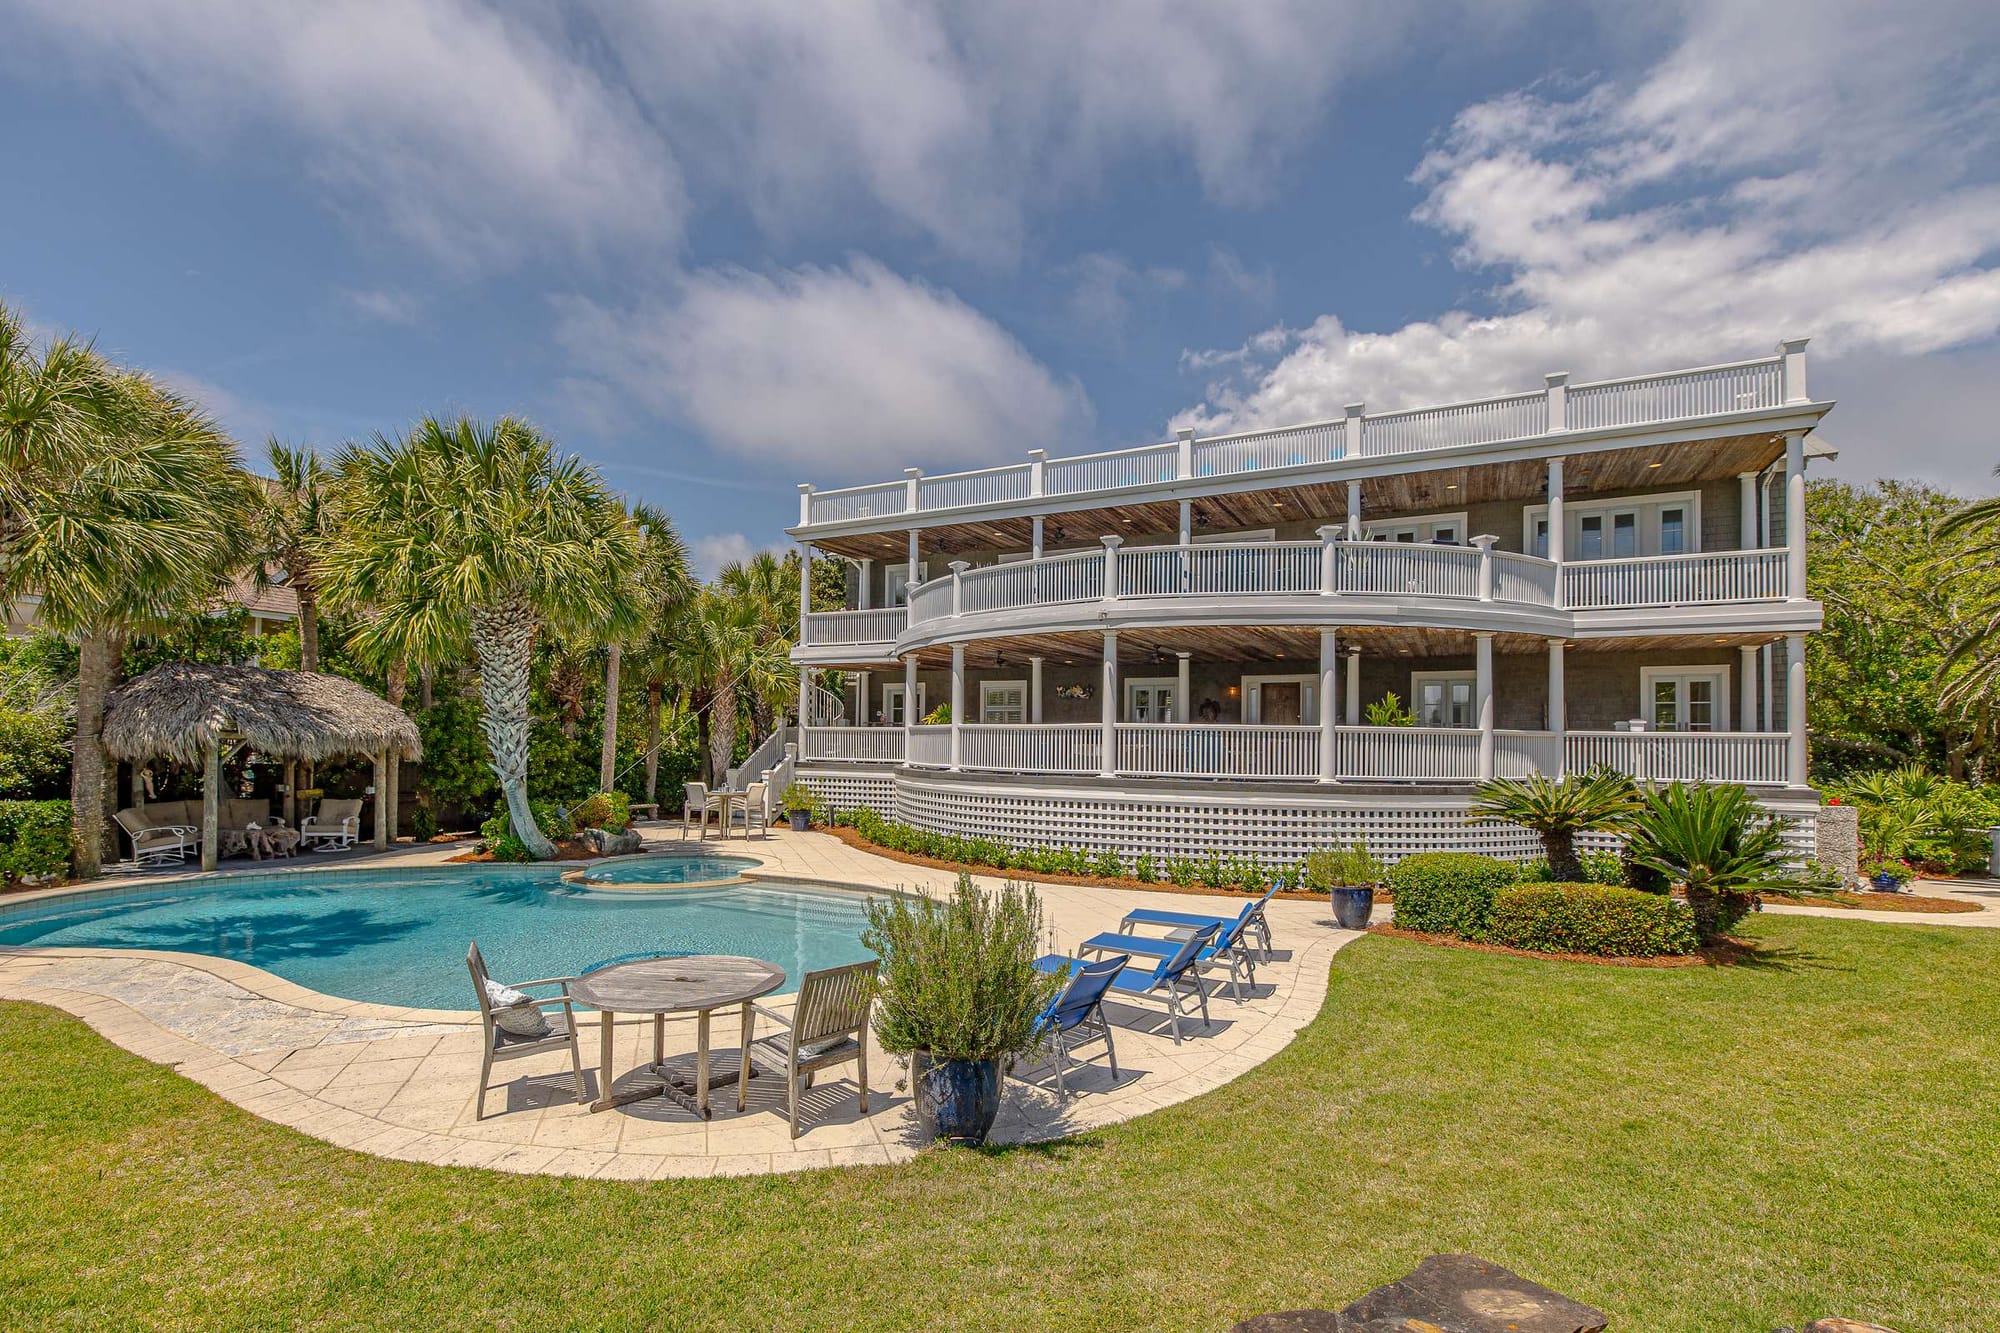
[1232,1254,1608,1333]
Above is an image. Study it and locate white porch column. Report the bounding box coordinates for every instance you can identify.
[1179,501,1193,592]
[1031,515,1044,560]
[949,643,965,771]
[1318,630,1338,784]
[858,557,873,611]
[903,654,918,747]
[907,528,920,585]
[1739,645,1758,731]
[1547,456,1566,608]
[1029,655,1044,723]
[1738,473,1758,551]
[1787,633,1808,786]
[798,665,812,730]
[798,542,813,644]
[1175,651,1191,723]
[856,670,871,726]
[1785,430,1807,599]
[1475,632,1495,781]
[1100,534,1123,600]
[1346,478,1363,541]
[1100,630,1119,777]
[1547,638,1566,776]
[1345,648,1362,726]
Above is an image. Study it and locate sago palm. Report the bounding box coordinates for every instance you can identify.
[321,416,641,860]
[1623,781,1795,942]
[1,306,257,875]
[1468,768,1640,883]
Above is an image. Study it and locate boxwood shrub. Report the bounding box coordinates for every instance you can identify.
[0,799,71,884]
[1486,882,1699,957]
[1387,852,1517,937]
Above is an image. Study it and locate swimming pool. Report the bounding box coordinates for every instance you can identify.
[0,861,878,1010]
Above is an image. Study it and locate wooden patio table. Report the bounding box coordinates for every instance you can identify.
[570,955,787,1118]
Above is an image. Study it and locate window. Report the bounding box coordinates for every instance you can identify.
[1524,492,1702,560]
[1361,511,1468,546]
[1611,511,1637,557]
[1642,668,1729,732]
[1531,517,1549,559]
[1660,506,1686,555]
[980,680,1027,724]
[882,682,925,725]
[884,561,928,607]
[1411,671,1476,728]
[1578,514,1604,559]
[1124,678,1178,722]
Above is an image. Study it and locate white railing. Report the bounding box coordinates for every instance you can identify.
[960,723,1102,774]
[1359,391,1546,457]
[1335,726,1482,780]
[799,352,1800,528]
[1566,358,1785,431]
[802,607,907,646]
[1191,542,1322,595]
[907,724,952,767]
[918,463,1032,511]
[728,723,793,788]
[1191,420,1345,477]
[1491,551,1561,605]
[1495,729,1563,778]
[907,580,954,625]
[1564,549,1788,609]
[959,550,1102,615]
[1567,732,1790,784]
[799,726,904,763]
[1043,441,1180,496]
[1338,542,1484,599]
[1115,723,1320,779]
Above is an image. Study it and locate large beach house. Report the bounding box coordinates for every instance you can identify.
[785,340,1834,864]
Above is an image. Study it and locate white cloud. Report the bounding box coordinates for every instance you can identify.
[1175,0,2000,461]
[1059,253,1187,337]
[337,288,423,326]
[5,0,683,270]
[152,369,275,453]
[691,532,757,581]
[555,258,1090,478]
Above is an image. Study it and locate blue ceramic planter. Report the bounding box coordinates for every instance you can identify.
[1329,885,1377,931]
[789,810,811,832]
[1871,871,1902,892]
[914,1055,1001,1146]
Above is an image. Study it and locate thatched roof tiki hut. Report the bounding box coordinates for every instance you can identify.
[102,663,423,871]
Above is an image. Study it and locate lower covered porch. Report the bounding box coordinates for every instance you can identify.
[799,624,1807,788]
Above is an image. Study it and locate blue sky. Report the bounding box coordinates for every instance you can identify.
[4,1,1998,576]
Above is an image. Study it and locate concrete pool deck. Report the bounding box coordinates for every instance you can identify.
[0,827,1355,1177]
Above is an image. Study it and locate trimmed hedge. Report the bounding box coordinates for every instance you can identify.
[0,799,71,884]
[1388,852,1517,937]
[1486,882,1699,957]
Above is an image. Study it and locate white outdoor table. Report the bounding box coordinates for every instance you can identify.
[569,954,786,1117]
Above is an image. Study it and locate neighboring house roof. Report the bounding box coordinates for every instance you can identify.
[3,572,297,637]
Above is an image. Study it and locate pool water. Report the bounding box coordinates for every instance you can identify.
[573,853,760,886]
[0,864,878,1010]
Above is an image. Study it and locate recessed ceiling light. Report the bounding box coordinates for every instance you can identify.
[1648,461,1664,468]
[1446,483,1457,490]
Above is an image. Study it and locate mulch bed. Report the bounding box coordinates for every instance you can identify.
[819,824,1326,901]
[1759,890,1981,914]
[1367,922,1760,968]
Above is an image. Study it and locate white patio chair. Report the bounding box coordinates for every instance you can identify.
[300,797,364,851]
[113,807,197,867]
[747,959,878,1137]
[682,781,724,839]
[740,780,769,838]
[467,942,588,1119]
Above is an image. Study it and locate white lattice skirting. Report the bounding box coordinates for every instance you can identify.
[799,764,1822,868]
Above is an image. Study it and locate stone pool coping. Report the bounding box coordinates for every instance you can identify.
[0,827,1355,1177]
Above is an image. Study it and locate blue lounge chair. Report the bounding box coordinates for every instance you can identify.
[1119,885,1277,961]
[1026,953,1127,1096]
[1034,922,1219,1045]
[1078,906,1258,1000]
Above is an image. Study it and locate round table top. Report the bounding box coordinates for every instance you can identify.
[570,954,786,1014]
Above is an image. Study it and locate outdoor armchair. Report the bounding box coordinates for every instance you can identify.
[746,959,877,1137]
[113,807,197,867]
[466,941,588,1119]
[682,782,724,840]
[300,797,364,851]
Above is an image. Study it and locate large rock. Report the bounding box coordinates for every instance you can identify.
[1230,1255,1607,1333]
[582,827,644,856]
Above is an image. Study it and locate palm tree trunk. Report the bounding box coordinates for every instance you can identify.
[599,643,621,792]
[1541,830,1582,884]
[419,666,434,710]
[385,656,408,842]
[70,630,119,878]
[710,679,737,790]
[644,681,662,804]
[470,599,557,860]
[297,583,319,673]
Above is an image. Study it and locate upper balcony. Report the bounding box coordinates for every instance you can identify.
[791,344,1829,540]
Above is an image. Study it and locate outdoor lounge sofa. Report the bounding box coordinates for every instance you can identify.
[115,798,294,864]
[1034,922,1219,1044]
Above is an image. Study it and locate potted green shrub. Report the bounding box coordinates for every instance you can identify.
[1302,842,1385,930]
[780,781,816,833]
[862,873,1063,1146]
[1861,853,1913,892]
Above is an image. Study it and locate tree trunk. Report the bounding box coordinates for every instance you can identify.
[1541,830,1582,884]
[710,679,737,790]
[470,599,557,860]
[599,643,621,792]
[419,665,434,710]
[693,693,713,788]
[70,631,120,878]
[297,583,319,673]
[644,682,662,804]
[385,657,408,841]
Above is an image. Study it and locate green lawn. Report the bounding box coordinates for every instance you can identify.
[4,915,1996,1332]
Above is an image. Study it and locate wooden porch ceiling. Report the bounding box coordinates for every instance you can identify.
[808,432,1788,560]
[897,624,1785,669]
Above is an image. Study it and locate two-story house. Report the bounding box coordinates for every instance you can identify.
[783,340,1833,865]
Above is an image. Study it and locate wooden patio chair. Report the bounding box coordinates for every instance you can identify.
[466,941,588,1119]
[747,960,878,1137]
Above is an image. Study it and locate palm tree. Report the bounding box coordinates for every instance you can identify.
[1,305,257,876]
[719,549,797,745]
[1623,781,1795,942]
[1468,769,1641,883]
[666,586,762,787]
[250,439,331,671]
[320,415,641,860]
[616,504,694,799]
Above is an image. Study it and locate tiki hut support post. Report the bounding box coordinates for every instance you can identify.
[283,760,297,828]
[372,749,389,852]
[201,738,222,873]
